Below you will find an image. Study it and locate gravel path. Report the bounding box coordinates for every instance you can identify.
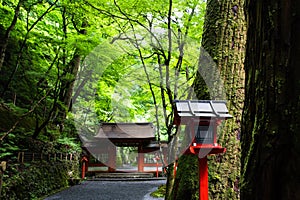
[44,179,166,200]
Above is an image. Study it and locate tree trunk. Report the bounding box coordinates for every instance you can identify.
[0,0,23,71]
[56,52,81,129]
[241,0,300,199]
[170,0,246,199]
[55,13,86,130]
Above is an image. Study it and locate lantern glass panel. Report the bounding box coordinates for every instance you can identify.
[195,125,214,144]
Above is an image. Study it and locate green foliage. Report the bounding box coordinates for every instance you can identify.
[1,137,80,199]
[0,133,20,159]
[57,137,81,152]
[0,0,209,198]
[1,0,207,138]
[151,184,166,198]
[1,160,80,199]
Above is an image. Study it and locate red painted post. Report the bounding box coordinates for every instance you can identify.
[137,146,144,172]
[81,162,86,179]
[155,154,160,178]
[198,156,208,200]
[108,146,117,172]
[81,156,88,179]
[156,161,159,178]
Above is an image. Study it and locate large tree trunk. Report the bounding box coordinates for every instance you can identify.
[55,12,86,130]
[56,52,81,129]
[169,0,246,199]
[241,1,300,199]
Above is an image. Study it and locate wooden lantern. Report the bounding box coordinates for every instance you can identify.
[173,100,232,200]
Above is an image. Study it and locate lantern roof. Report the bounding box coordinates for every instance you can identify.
[174,100,232,118]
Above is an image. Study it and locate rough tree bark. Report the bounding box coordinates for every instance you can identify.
[241,0,300,199]
[169,0,246,199]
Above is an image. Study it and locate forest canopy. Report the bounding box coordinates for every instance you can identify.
[0,0,207,156]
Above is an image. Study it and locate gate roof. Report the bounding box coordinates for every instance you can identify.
[82,122,156,148]
[95,122,155,139]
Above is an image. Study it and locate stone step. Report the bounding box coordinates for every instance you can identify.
[95,172,154,178]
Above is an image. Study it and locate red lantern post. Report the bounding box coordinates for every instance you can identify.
[173,100,232,200]
[154,153,160,178]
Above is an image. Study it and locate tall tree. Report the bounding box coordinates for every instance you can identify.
[0,0,101,139]
[0,0,23,70]
[85,0,205,139]
[168,0,246,199]
[241,0,300,199]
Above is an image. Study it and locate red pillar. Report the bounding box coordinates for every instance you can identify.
[81,162,86,179]
[199,156,209,200]
[155,154,160,177]
[81,156,88,179]
[137,146,144,172]
[108,146,116,172]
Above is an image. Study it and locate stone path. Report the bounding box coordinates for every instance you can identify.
[44,179,166,200]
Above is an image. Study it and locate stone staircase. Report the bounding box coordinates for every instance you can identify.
[94,172,154,178]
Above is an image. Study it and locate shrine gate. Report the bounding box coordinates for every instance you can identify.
[81,123,167,175]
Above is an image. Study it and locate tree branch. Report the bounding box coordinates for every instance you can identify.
[0,90,51,142]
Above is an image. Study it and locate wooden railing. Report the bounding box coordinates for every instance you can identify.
[17,152,78,163]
